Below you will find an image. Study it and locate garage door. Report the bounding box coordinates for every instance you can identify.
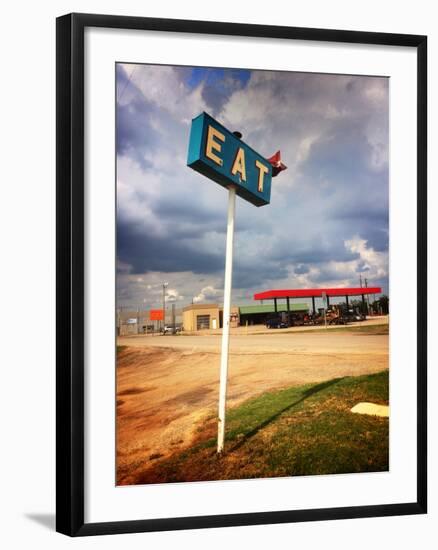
[196,315,210,330]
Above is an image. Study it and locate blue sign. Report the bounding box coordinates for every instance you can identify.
[187,112,272,206]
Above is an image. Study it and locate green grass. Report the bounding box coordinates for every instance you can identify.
[252,323,389,336]
[117,345,128,353]
[135,370,389,484]
[291,323,389,335]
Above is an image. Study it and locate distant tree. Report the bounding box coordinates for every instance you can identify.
[350,298,367,314]
[378,295,389,314]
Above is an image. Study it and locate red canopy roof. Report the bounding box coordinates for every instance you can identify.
[254,287,381,300]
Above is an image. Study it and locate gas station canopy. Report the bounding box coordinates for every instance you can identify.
[254,287,381,301]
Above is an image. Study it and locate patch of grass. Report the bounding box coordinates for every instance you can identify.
[134,371,389,484]
[117,345,128,353]
[292,324,389,335]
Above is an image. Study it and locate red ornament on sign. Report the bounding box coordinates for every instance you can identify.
[267,150,287,177]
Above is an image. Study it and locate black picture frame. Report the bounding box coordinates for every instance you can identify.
[56,12,427,537]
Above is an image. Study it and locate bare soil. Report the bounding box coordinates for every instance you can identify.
[116,325,389,485]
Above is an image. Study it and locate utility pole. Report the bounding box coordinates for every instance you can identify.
[359,274,367,316]
[162,282,168,333]
[364,278,371,311]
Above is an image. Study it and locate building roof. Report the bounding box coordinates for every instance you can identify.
[182,303,239,313]
[239,303,308,315]
[182,303,219,312]
[254,287,381,301]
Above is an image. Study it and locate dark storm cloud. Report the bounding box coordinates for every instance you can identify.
[117,100,157,170]
[116,65,389,305]
[232,260,290,290]
[294,264,310,275]
[308,265,354,284]
[356,261,370,273]
[270,240,359,265]
[117,219,224,274]
[301,123,371,184]
[116,66,161,170]
[152,197,225,235]
[201,72,250,115]
[185,67,251,115]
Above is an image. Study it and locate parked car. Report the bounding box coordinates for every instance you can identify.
[162,325,182,334]
[266,316,288,329]
[341,306,366,323]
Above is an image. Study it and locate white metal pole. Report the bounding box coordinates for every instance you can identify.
[217,185,236,454]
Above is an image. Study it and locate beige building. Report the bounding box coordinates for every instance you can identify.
[182,303,239,331]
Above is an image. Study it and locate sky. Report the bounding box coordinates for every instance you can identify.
[116,63,389,310]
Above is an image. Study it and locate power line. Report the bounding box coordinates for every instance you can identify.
[117,65,137,102]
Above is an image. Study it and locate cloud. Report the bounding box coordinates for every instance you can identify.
[117,218,225,275]
[116,64,389,307]
[345,236,388,281]
[294,264,310,275]
[193,285,222,303]
[166,288,184,302]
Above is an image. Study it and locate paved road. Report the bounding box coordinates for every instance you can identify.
[118,330,388,355]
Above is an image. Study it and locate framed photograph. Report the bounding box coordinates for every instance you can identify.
[56,13,427,536]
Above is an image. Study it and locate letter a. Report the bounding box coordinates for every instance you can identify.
[231,147,247,182]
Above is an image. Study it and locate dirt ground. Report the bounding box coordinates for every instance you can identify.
[116,321,389,485]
